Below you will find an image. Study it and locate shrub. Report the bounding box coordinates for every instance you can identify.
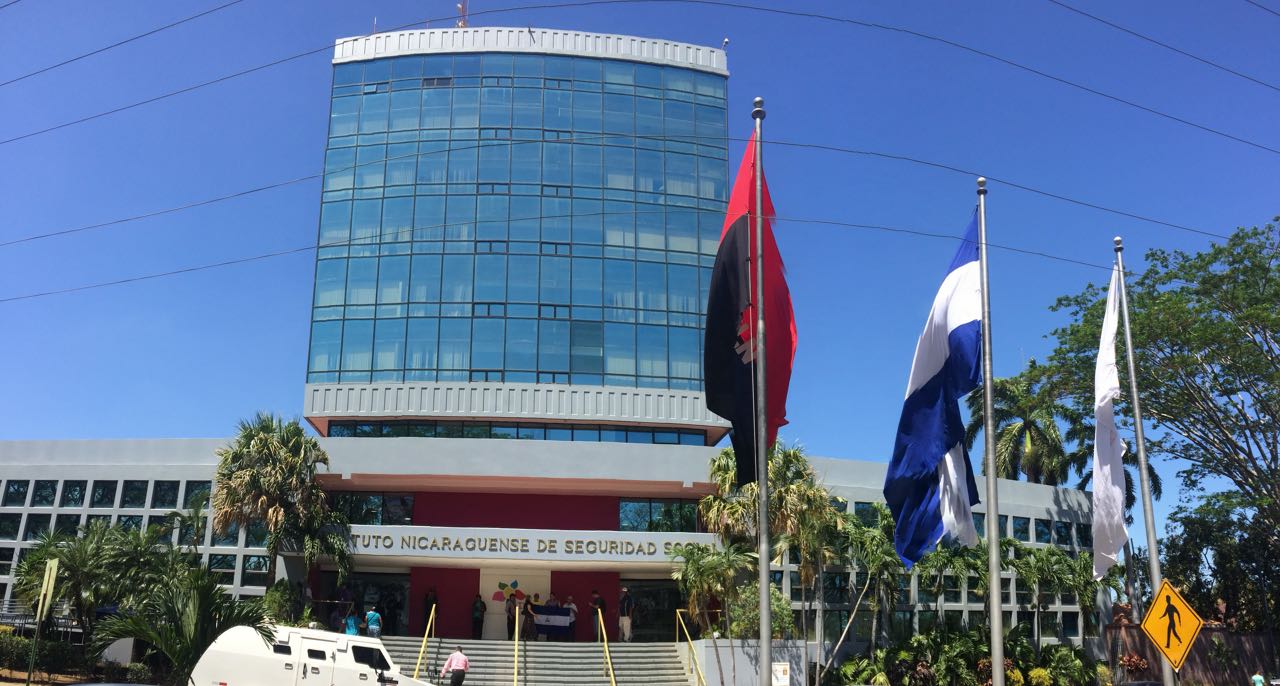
[0,633,32,671]
[1095,663,1113,686]
[126,661,154,684]
[38,639,82,676]
[1007,668,1025,686]
[1027,667,1052,686]
[103,660,127,682]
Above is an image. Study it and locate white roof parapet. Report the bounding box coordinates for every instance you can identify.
[332,27,727,76]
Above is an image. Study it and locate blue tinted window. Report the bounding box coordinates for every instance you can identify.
[311,56,728,390]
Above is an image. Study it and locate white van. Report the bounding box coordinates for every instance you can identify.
[191,625,435,686]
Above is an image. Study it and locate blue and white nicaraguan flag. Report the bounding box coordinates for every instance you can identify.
[883,212,984,567]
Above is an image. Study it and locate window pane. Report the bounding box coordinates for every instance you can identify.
[505,319,537,371]
[619,500,650,531]
[538,320,569,372]
[439,319,471,370]
[373,319,407,371]
[406,318,439,370]
[184,481,212,509]
[3,481,29,507]
[151,481,179,509]
[121,481,148,508]
[472,319,505,369]
[1034,519,1052,544]
[60,480,86,507]
[90,481,118,508]
[30,481,57,507]
[1013,517,1031,542]
[24,514,50,540]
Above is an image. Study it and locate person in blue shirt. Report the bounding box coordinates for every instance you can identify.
[343,607,360,636]
[365,606,383,638]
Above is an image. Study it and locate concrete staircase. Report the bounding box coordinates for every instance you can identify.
[381,636,694,686]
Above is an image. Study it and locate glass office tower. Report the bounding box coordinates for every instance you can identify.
[303,28,732,442]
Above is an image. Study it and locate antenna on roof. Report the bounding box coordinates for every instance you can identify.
[456,1,469,27]
[372,16,377,33]
[722,37,729,50]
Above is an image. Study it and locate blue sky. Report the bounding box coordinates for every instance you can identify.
[1,0,1274,545]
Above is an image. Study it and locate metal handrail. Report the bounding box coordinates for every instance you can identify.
[674,609,708,686]
[597,608,617,686]
[512,602,521,686]
[412,605,437,681]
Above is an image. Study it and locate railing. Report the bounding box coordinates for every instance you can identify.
[597,608,617,686]
[412,605,437,681]
[674,609,707,686]
[512,604,521,686]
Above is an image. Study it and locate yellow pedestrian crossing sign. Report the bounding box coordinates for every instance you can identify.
[1140,579,1203,672]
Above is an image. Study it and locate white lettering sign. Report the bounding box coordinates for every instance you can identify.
[346,525,716,563]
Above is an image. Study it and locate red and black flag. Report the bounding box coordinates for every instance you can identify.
[703,132,797,486]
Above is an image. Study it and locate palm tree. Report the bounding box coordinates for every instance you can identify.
[1009,544,1072,660]
[671,543,731,686]
[1063,418,1163,519]
[212,412,350,583]
[964,366,1074,485]
[818,506,902,685]
[93,565,271,686]
[13,525,115,644]
[914,541,985,629]
[1060,550,1121,638]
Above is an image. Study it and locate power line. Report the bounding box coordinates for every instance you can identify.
[0,0,247,89]
[0,0,644,147]
[671,0,1280,157]
[0,0,24,10]
[0,133,1225,249]
[1243,0,1280,18]
[1044,0,1280,93]
[0,208,1127,304]
[2,0,1278,160]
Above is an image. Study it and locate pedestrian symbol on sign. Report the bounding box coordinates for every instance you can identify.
[1159,594,1181,648]
[1140,580,1203,672]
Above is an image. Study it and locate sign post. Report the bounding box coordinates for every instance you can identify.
[1139,579,1204,673]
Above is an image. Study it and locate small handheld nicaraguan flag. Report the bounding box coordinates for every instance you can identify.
[704,132,797,486]
[883,212,983,567]
[1091,262,1127,580]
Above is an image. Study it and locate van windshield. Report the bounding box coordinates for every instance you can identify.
[351,645,391,671]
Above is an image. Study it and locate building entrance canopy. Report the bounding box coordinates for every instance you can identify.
[348,524,716,570]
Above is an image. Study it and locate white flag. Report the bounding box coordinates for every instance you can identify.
[1092,262,1128,580]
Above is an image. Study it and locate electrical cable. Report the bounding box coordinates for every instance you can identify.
[0,0,24,10]
[1044,0,1280,93]
[0,0,247,89]
[1243,0,1280,18]
[1,0,1277,159]
[0,133,1224,249]
[0,208,1124,304]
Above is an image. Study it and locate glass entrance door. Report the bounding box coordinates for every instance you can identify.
[620,578,682,643]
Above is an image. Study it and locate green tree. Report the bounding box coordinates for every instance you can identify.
[1161,492,1277,634]
[1010,544,1072,660]
[1047,221,1280,534]
[13,525,115,644]
[819,506,902,684]
[671,542,733,686]
[964,366,1074,485]
[93,566,271,686]
[915,542,985,627]
[212,412,351,583]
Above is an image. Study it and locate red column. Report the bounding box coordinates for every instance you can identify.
[409,567,481,638]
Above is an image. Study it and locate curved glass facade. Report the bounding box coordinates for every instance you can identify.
[306,52,728,391]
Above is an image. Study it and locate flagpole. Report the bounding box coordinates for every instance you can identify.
[751,95,773,686]
[1113,237,1175,686]
[976,177,1007,686]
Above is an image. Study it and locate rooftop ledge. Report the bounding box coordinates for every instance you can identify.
[304,381,730,440]
[333,27,728,76]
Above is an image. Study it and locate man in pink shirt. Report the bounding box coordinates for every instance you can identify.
[440,646,470,686]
